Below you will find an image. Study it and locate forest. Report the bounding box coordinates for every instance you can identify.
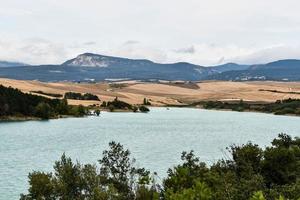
[0,85,88,119]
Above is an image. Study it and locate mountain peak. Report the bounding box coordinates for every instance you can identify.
[63,53,112,67]
[62,53,156,67]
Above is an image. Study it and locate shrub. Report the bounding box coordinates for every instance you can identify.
[139,105,150,113]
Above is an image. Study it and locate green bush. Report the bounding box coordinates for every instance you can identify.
[139,105,150,113]
[34,102,52,119]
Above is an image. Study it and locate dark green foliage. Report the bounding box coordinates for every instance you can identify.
[0,85,89,119]
[21,142,159,200]
[259,89,300,95]
[163,134,300,200]
[21,134,300,200]
[20,172,54,200]
[100,101,107,107]
[108,104,115,112]
[262,134,300,186]
[95,109,101,116]
[99,142,158,199]
[34,102,52,119]
[64,92,100,101]
[133,106,138,112]
[55,99,69,115]
[101,97,150,113]
[139,105,150,113]
[30,91,63,98]
[68,105,88,117]
[199,98,300,116]
[106,97,133,110]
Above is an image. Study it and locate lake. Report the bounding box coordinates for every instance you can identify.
[1,107,300,199]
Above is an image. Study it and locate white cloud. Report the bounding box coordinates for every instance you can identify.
[0,38,67,64]
[1,38,300,66]
[174,46,196,54]
[0,0,300,65]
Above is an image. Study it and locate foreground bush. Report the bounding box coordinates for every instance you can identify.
[21,134,300,200]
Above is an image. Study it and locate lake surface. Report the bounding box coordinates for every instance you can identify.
[1,108,300,199]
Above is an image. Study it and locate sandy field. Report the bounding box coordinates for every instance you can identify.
[1,78,300,106]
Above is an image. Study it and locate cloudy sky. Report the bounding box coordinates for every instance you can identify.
[1,0,300,66]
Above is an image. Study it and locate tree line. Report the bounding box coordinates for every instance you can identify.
[64,92,100,101]
[21,134,300,200]
[198,99,300,115]
[101,97,150,113]
[0,85,88,119]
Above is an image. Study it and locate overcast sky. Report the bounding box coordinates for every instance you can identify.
[1,0,300,66]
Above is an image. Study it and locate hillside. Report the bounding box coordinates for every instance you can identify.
[208,59,300,81]
[0,54,300,82]
[0,53,214,82]
[0,85,87,120]
[0,61,29,67]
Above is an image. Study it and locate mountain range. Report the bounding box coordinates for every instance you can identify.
[0,61,29,68]
[0,53,299,82]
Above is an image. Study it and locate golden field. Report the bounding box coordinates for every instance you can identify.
[1,78,300,106]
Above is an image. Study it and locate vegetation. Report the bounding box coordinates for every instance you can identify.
[109,83,128,89]
[106,97,133,110]
[100,101,107,107]
[100,97,150,113]
[95,109,101,116]
[30,91,63,98]
[21,134,300,200]
[64,92,100,101]
[195,98,300,115]
[259,89,300,95]
[21,142,159,200]
[143,98,152,105]
[0,85,88,120]
[139,105,150,113]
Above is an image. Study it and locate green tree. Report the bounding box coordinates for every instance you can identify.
[95,109,101,116]
[100,101,107,107]
[166,182,212,200]
[52,153,84,199]
[34,102,52,119]
[250,191,266,200]
[262,134,300,186]
[99,141,155,199]
[139,105,150,113]
[20,172,54,200]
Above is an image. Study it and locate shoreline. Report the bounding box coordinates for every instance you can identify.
[2,104,299,123]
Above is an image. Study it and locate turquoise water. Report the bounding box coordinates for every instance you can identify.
[1,107,300,199]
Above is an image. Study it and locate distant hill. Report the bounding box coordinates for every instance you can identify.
[0,53,299,82]
[207,59,300,81]
[207,63,250,73]
[0,53,215,82]
[0,61,29,67]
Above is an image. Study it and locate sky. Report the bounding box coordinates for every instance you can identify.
[1,0,300,66]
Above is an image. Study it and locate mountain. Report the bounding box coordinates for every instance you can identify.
[0,53,215,82]
[208,63,250,73]
[207,59,300,81]
[0,61,29,67]
[0,53,299,82]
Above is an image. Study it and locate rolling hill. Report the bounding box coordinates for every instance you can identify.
[208,59,300,81]
[0,53,299,82]
[0,61,29,68]
[0,53,215,82]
